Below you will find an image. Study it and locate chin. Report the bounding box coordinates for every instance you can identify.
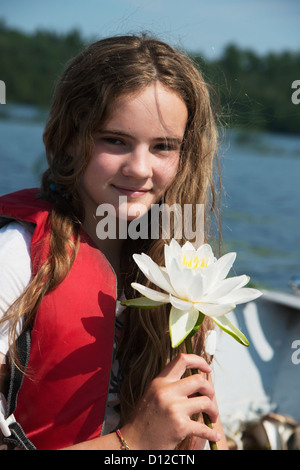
[117,201,150,220]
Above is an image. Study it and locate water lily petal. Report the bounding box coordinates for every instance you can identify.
[164,240,193,293]
[212,314,249,346]
[169,293,193,310]
[195,243,215,261]
[204,252,236,290]
[195,302,236,317]
[182,240,197,252]
[186,271,207,301]
[165,239,183,263]
[169,305,200,347]
[215,251,236,277]
[204,274,249,300]
[133,253,176,295]
[219,287,262,305]
[131,282,170,303]
[164,239,187,273]
[167,257,190,298]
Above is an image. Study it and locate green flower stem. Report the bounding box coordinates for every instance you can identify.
[185,333,218,451]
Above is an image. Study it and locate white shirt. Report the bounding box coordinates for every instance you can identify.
[0,222,32,445]
[0,221,32,359]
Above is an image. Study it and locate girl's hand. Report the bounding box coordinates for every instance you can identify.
[121,353,221,450]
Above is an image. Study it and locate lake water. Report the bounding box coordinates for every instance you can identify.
[1,105,300,293]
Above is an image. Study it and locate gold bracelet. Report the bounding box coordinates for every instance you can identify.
[116,428,131,450]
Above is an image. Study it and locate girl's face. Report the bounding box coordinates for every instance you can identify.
[79,82,188,222]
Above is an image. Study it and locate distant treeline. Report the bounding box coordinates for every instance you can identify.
[195,45,300,134]
[0,21,300,134]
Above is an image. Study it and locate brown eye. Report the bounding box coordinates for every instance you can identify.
[103,137,124,146]
[155,143,173,151]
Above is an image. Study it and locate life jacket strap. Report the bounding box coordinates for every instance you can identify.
[2,327,36,450]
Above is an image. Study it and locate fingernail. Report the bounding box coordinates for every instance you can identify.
[216,433,222,441]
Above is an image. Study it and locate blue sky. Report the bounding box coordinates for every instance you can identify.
[1,0,299,58]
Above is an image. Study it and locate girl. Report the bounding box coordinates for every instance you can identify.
[0,34,227,450]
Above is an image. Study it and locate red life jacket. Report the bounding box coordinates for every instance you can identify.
[0,188,117,450]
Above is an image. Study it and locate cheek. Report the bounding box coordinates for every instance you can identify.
[80,157,112,200]
[85,154,116,181]
[155,156,179,190]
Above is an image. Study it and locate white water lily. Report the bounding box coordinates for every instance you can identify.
[123,239,262,347]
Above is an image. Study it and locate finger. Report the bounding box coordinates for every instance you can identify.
[189,419,222,444]
[158,353,211,380]
[175,373,215,401]
[184,395,219,423]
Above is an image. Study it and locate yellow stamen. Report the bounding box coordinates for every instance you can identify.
[182,254,208,270]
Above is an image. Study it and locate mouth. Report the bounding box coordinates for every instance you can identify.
[112,184,151,198]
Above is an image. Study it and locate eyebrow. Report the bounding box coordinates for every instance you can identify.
[97,129,183,146]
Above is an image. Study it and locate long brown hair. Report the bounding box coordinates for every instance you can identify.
[2,33,221,447]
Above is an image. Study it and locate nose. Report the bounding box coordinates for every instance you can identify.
[122,145,153,179]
